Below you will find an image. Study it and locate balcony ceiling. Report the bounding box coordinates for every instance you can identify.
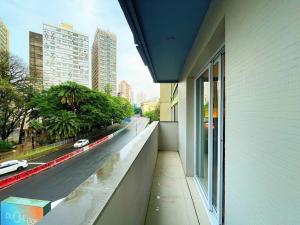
[118,0,210,82]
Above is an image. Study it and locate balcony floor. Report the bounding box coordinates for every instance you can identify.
[145,151,199,225]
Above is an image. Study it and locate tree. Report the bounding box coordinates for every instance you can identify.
[57,81,87,113]
[104,83,113,95]
[144,106,160,123]
[133,105,142,115]
[29,81,134,140]
[46,111,80,141]
[0,52,33,140]
[0,79,24,140]
[28,119,43,149]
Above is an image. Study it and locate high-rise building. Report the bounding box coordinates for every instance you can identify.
[43,23,89,89]
[118,80,133,103]
[92,28,117,95]
[29,31,43,90]
[0,18,9,53]
[136,92,147,107]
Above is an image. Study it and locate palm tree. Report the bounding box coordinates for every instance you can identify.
[46,111,80,141]
[58,81,84,113]
[29,119,43,149]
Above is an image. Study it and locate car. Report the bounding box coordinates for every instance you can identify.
[73,139,89,148]
[0,160,28,176]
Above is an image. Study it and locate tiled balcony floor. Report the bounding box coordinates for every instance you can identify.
[145,151,199,225]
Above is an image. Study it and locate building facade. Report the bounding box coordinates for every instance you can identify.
[43,23,89,89]
[141,100,158,114]
[136,92,147,107]
[92,28,117,95]
[0,18,9,53]
[29,31,43,90]
[159,83,179,122]
[118,80,133,103]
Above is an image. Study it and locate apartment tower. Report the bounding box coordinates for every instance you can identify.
[92,28,117,95]
[43,23,89,89]
[29,31,43,90]
[0,18,9,53]
[118,80,133,103]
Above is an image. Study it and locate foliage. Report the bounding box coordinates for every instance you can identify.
[58,81,87,112]
[0,140,15,152]
[29,82,133,140]
[104,83,113,95]
[46,111,80,141]
[133,105,142,115]
[144,106,160,123]
[0,52,34,140]
[29,119,43,133]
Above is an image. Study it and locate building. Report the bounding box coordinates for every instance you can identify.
[29,31,43,90]
[92,28,117,95]
[141,100,158,114]
[159,83,179,121]
[39,1,300,225]
[136,92,147,107]
[159,84,172,121]
[43,23,89,89]
[118,80,133,103]
[0,18,9,53]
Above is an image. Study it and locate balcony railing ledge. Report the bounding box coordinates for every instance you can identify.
[38,121,159,225]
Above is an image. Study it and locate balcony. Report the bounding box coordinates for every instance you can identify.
[38,121,202,225]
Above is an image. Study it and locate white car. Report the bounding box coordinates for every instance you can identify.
[0,160,28,175]
[73,139,89,148]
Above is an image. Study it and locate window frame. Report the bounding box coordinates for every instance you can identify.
[193,46,225,225]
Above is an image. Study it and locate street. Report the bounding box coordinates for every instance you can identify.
[0,117,148,202]
[0,124,121,180]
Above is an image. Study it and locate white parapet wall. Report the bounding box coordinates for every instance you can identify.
[38,121,159,225]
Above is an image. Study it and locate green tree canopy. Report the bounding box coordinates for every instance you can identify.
[144,106,160,123]
[0,52,34,140]
[29,81,134,140]
[46,111,80,141]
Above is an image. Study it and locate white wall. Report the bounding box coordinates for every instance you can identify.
[225,0,300,224]
[159,122,178,151]
[178,0,225,177]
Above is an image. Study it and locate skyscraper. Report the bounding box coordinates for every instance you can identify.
[43,23,89,89]
[118,80,133,103]
[0,18,9,53]
[29,31,43,90]
[136,92,147,107]
[92,28,117,95]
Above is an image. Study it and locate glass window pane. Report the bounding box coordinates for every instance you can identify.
[196,68,209,193]
[212,61,219,208]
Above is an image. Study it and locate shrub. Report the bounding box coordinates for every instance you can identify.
[0,140,14,152]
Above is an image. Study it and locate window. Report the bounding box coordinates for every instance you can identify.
[196,67,210,193]
[195,49,225,225]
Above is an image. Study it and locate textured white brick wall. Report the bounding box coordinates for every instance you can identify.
[225,0,300,224]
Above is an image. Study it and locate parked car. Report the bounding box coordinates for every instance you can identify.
[0,160,28,175]
[73,139,89,148]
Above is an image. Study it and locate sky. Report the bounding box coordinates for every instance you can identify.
[0,0,159,102]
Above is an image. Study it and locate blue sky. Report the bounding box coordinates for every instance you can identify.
[0,0,159,101]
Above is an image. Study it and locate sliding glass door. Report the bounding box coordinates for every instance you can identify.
[195,51,225,225]
[196,68,210,194]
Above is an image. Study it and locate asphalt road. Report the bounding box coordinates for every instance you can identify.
[0,125,121,180]
[0,117,148,202]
